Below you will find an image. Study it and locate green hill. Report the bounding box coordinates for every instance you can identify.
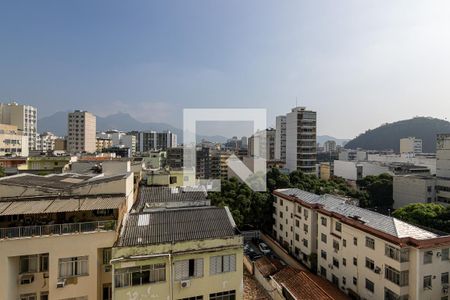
[344,117,450,153]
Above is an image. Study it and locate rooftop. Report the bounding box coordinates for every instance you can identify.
[275,188,438,240]
[116,206,238,247]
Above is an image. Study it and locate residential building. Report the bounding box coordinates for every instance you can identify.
[166,147,184,169]
[0,102,37,150]
[54,138,67,151]
[324,140,337,153]
[0,171,135,300]
[36,132,59,152]
[134,130,177,153]
[96,137,113,152]
[97,131,136,155]
[436,134,450,205]
[0,124,29,156]
[211,150,231,180]
[111,186,243,300]
[285,107,317,173]
[248,129,276,160]
[393,175,436,208]
[275,115,286,162]
[338,150,368,162]
[368,153,436,175]
[67,110,96,153]
[196,147,211,179]
[400,137,423,154]
[273,188,450,300]
[14,156,72,174]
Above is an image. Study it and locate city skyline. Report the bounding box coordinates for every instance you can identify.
[2,1,450,138]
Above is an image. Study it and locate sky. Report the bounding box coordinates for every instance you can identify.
[1,1,450,139]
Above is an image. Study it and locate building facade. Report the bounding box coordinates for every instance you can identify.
[36,132,59,152]
[393,175,435,209]
[0,124,29,157]
[436,134,450,205]
[0,102,37,150]
[275,115,286,162]
[135,130,177,153]
[400,137,423,154]
[272,188,450,300]
[67,111,96,153]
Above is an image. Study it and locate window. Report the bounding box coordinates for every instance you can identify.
[343,239,346,247]
[303,224,308,233]
[297,205,300,213]
[304,209,309,219]
[174,259,204,280]
[442,248,449,261]
[20,255,38,274]
[20,294,36,300]
[365,237,375,250]
[303,239,308,247]
[280,199,283,206]
[333,240,339,251]
[295,219,300,228]
[321,233,327,243]
[114,264,166,288]
[209,290,236,300]
[365,257,374,270]
[279,211,283,218]
[102,284,112,300]
[333,257,339,268]
[343,277,346,285]
[353,277,357,285]
[343,258,346,266]
[321,217,327,226]
[353,237,357,246]
[353,257,357,266]
[424,251,433,264]
[40,292,49,300]
[39,254,49,273]
[423,275,432,289]
[365,279,374,293]
[442,272,449,284]
[102,248,112,265]
[210,255,236,275]
[58,256,89,278]
[295,233,300,241]
[321,250,327,260]
[320,266,326,277]
[385,265,409,286]
[335,222,342,232]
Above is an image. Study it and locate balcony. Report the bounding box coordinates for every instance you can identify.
[0,220,116,240]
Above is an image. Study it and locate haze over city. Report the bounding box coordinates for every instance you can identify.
[2,1,450,138]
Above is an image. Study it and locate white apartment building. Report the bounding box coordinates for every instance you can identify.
[324,140,337,153]
[97,131,136,155]
[0,102,37,150]
[136,130,177,153]
[272,188,450,300]
[436,134,450,205]
[36,132,59,152]
[285,107,317,174]
[0,124,29,157]
[275,115,286,161]
[400,137,423,154]
[368,153,436,175]
[393,175,435,209]
[67,111,96,153]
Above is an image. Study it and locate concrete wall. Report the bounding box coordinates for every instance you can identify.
[393,176,435,208]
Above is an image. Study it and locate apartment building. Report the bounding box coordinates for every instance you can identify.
[275,115,286,162]
[248,129,275,160]
[0,124,29,156]
[134,130,177,153]
[0,102,37,150]
[67,111,96,153]
[272,188,450,300]
[324,140,337,153]
[36,132,60,152]
[0,171,135,300]
[436,134,450,205]
[285,107,317,173]
[400,137,423,154]
[393,175,436,208]
[111,186,243,300]
[96,137,113,152]
[97,131,136,155]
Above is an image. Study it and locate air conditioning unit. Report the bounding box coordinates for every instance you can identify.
[20,274,34,285]
[374,267,381,274]
[56,279,66,288]
[180,280,191,288]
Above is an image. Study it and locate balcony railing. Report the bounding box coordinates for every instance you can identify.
[0,220,116,240]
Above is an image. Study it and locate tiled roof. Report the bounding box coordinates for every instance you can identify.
[275,188,438,240]
[271,266,335,300]
[254,256,283,277]
[116,207,237,247]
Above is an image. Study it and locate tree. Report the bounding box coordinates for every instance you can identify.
[392,203,450,233]
[357,174,393,208]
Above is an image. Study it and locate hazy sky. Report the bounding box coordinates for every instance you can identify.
[1,1,450,138]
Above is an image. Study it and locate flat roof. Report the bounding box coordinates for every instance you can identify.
[116,206,237,247]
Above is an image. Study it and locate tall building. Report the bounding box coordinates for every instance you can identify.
[135,130,177,153]
[436,134,450,204]
[97,131,136,155]
[400,137,422,154]
[0,102,37,150]
[67,110,96,153]
[248,128,275,160]
[36,132,59,152]
[0,124,29,156]
[285,107,317,173]
[275,115,286,161]
[324,140,337,153]
[273,188,450,300]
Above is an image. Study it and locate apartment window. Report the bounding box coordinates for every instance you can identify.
[353,237,357,246]
[40,254,49,272]
[40,292,49,300]
[353,257,357,266]
[321,233,327,243]
[423,275,432,289]
[295,233,300,241]
[442,272,449,284]
[385,244,409,262]
[321,250,327,260]
[321,217,327,226]
[58,256,89,278]
[279,211,283,218]
[279,224,283,231]
[365,257,374,270]
[333,240,339,251]
[353,277,357,285]
[304,209,309,219]
[303,239,308,247]
[365,237,375,250]
[385,265,409,286]
[209,290,236,300]
[365,279,374,293]
[280,199,283,206]
[20,255,38,273]
[335,222,342,232]
[114,264,166,288]
[174,258,204,280]
[332,257,339,268]
[297,205,300,213]
[20,294,36,300]
[303,224,308,233]
[424,251,433,264]
[442,248,449,261]
[343,277,346,285]
[210,255,236,275]
[102,284,112,300]
[343,239,346,247]
[102,248,112,266]
[343,258,347,266]
[320,266,326,277]
[295,219,300,228]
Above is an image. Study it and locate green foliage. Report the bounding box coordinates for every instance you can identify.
[0,166,4,177]
[357,174,393,208]
[392,203,450,233]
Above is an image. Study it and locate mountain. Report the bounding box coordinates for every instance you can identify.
[344,117,450,153]
[38,112,228,143]
[317,135,350,147]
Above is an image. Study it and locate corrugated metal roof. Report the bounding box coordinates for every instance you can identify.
[0,201,12,214]
[116,207,237,247]
[134,186,208,211]
[44,199,83,213]
[79,197,124,210]
[1,200,53,215]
